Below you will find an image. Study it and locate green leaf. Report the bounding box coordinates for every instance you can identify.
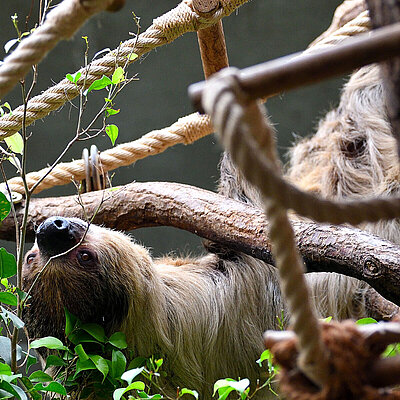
[4,133,23,155]
[257,349,270,368]
[74,358,95,376]
[213,379,250,396]
[0,249,16,279]
[74,344,89,362]
[128,357,146,369]
[65,308,79,337]
[0,196,10,223]
[29,370,53,383]
[24,351,37,372]
[15,288,28,303]
[356,317,378,325]
[0,292,17,306]
[68,329,100,345]
[20,377,41,400]
[106,124,119,146]
[112,67,125,84]
[105,107,120,117]
[89,355,109,382]
[137,394,162,399]
[85,75,113,94]
[121,367,144,385]
[108,332,127,349]
[30,336,67,350]
[81,323,107,342]
[127,53,138,61]
[111,349,126,379]
[45,354,66,369]
[0,380,26,400]
[34,381,67,396]
[180,388,199,399]
[66,71,81,84]
[0,363,11,375]
[0,306,24,329]
[320,316,332,323]
[113,382,145,400]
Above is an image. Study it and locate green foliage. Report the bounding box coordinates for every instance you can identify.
[0,248,16,278]
[106,124,119,146]
[355,317,378,325]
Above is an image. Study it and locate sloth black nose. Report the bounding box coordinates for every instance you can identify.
[36,217,84,257]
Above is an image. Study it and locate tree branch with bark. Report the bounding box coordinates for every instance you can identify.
[3,180,400,314]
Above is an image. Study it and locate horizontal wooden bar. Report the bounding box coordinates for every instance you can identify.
[188,22,400,112]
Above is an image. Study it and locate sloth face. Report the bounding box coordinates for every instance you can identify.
[21,217,150,340]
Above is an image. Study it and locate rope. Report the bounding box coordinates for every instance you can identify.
[0,0,249,139]
[305,10,371,54]
[270,321,400,399]
[0,0,119,101]
[201,68,330,386]
[0,6,373,195]
[4,112,212,194]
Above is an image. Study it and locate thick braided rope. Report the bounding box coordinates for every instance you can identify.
[201,70,330,385]
[0,0,248,139]
[4,113,212,194]
[305,10,370,54]
[0,0,117,100]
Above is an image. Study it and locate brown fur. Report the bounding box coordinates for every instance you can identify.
[22,64,398,399]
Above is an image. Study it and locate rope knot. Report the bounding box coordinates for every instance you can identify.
[268,321,400,400]
[153,1,200,43]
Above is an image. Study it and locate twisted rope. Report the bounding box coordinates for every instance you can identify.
[305,10,371,54]
[4,112,212,194]
[0,0,118,101]
[0,0,248,139]
[201,69,330,385]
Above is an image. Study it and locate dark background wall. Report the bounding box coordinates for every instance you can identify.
[0,0,342,256]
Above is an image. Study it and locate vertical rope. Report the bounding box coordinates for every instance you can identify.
[201,69,330,386]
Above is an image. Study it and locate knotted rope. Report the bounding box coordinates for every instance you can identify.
[0,0,248,139]
[0,0,123,101]
[3,113,212,194]
[201,68,330,386]
[268,321,400,399]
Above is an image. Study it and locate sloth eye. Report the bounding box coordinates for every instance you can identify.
[26,253,37,265]
[77,250,94,265]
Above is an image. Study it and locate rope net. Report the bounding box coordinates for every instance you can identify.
[0,2,373,195]
[0,0,248,139]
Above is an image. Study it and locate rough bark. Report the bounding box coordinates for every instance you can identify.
[3,181,400,307]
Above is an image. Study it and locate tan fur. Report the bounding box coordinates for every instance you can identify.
[22,65,399,399]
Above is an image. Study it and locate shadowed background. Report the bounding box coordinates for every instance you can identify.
[0,0,342,256]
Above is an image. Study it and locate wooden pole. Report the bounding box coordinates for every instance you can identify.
[193,0,229,79]
[189,22,400,112]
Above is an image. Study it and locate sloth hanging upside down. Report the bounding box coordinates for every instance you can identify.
[21,65,399,398]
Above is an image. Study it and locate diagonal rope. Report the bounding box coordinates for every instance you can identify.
[0,0,119,101]
[0,0,249,139]
[3,113,212,194]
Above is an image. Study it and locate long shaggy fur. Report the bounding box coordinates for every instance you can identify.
[22,64,398,399]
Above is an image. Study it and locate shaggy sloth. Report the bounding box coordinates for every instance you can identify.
[22,65,397,398]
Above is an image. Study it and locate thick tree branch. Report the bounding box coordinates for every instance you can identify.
[3,181,400,307]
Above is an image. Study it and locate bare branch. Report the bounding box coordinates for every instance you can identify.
[3,181,400,306]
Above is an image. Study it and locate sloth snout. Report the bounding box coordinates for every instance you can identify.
[36,216,85,257]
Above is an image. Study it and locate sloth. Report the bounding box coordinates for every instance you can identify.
[22,64,398,399]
